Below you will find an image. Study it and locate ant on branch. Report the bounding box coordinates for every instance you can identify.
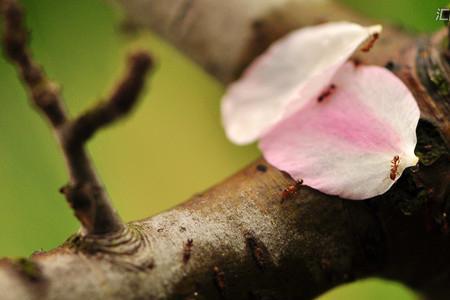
[281,179,303,202]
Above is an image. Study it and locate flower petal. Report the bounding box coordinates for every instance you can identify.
[259,63,420,200]
[221,22,382,145]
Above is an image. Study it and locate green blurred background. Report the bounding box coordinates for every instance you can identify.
[0,0,447,298]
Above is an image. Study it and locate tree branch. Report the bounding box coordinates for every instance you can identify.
[1,0,67,126]
[0,0,449,299]
[68,52,152,148]
[1,0,153,235]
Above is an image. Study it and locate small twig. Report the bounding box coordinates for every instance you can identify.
[68,52,152,148]
[1,0,67,126]
[1,0,153,235]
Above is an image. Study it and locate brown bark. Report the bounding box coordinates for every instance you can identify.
[0,0,449,299]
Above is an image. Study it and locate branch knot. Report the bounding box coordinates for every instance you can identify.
[67,224,154,271]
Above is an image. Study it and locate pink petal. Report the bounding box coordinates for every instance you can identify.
[259,63,419,200]
[221,22,382,145]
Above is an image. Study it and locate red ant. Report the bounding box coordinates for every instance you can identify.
[361,33,379,52]
[183,238,193,264]
[281,179,303,202]
[390,155,400,180]
[317,84,336,102]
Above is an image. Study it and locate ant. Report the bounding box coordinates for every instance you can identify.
[390,155,400,180]
[183,238,193,264]
[317,84,336,102]
[361,33,379,52]
[281,179,303,202]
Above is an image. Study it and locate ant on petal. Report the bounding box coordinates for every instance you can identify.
[390,155,400,180]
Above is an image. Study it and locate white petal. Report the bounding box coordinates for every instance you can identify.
[259,63,419,200]
[221,22,382,144]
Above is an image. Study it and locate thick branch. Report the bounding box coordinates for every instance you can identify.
[0,0,448,300]
[1,0,153,235]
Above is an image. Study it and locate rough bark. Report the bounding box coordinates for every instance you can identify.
[0,0,449,300]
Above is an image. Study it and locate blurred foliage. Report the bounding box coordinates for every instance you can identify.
[0,0,447,299]
[341,0,448,32]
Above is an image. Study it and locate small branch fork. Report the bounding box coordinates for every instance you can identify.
[0,0,153,235]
